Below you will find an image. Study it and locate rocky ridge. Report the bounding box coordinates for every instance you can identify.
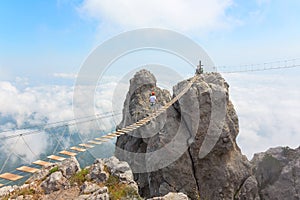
[115,69,300,200]
[0,156,187,200]
[0,156,140,200]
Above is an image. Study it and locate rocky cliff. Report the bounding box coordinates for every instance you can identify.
[115,70,259,199]
[115,70,300,200]
[252,146,300,200]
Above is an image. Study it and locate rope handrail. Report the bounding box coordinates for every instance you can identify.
[0,75,199,188]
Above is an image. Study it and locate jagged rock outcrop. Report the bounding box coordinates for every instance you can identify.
[0,156,140,200]
[149,192,189,200]
[115,70,259,199]
[87,159,109,183]
[252,146,300,200]
[41,171,69,194]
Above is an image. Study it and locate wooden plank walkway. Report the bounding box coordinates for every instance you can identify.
[0,173,23,181]
[32,160,52,166]
[70,147,86,152]
[16,166,39,173]
[47,155,66,161]
[59,150,77,156]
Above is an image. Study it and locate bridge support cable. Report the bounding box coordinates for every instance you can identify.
[0,136,21,174]
[21,135,38,161]
[216,58,300,73]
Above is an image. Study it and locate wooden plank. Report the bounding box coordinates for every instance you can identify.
[88,140,102,145]
[136,121,146,125]
[70,147,86,152]
[47,155,66,161]
[33,160,52,166]
[102,135,115,139]
[128,124,137,127]
[138,118,148,122]
[123,128,135,131]
[115,131,125,135]
[107,133,118,137]
[115,130,127,133]
[0,173,23,181]
[59,150,77,156]
[118,129,129,133]
[16,166,39,173]
[79,143,94,148]
[95,138,109,142]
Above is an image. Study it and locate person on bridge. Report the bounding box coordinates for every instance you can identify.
[149,91,157,111]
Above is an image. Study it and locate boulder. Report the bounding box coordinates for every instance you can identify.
[88,159,109,183]
[40,171,68,194]
[80,181,101,194]
[57,156,81,179]
[252,146,300,200]
[85,186,109,200]
[148,192,189,200]
[104,156,139,191]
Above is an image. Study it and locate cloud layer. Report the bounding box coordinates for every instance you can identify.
[0,69,299,167]
[79,0,235,33]
[224,70,300,159]
[0,79,121,169]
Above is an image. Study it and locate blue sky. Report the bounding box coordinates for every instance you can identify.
[0,0,94,83]
[0,0,300,159]
[1,0,300,83]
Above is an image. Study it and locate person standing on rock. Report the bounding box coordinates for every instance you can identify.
[149,91,157,112]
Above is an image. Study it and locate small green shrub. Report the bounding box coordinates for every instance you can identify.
[70,168,89,186]
[103,165,110,174]
[105,175,142,200]
[19,188,35,196]
[49,166,59,174]
[105,175,119,187]
[3,187,37,200]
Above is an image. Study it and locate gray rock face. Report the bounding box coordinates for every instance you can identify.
[85,187,109,200]
[148,192,189,200]
[104,156,134,183]
[115,70,258,199]
[26,163,56,183]
[80,181,101,194]
[104,156,139,192]
[58,156,81,179]
[41,171,68,194]
[235,176,260,200]
[88,159,109,183]
[252,146,300,200]
[79,182,109,200]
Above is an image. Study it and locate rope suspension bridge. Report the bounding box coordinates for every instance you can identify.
[217,58,300,73]
[0,58,299,188]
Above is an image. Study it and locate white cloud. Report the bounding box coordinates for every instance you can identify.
[0,78,123,168]
[79,0,235,33]
[0,82,75,126]
[0,130,49,165]
[224,71,300,159]
[53,73,78,79]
